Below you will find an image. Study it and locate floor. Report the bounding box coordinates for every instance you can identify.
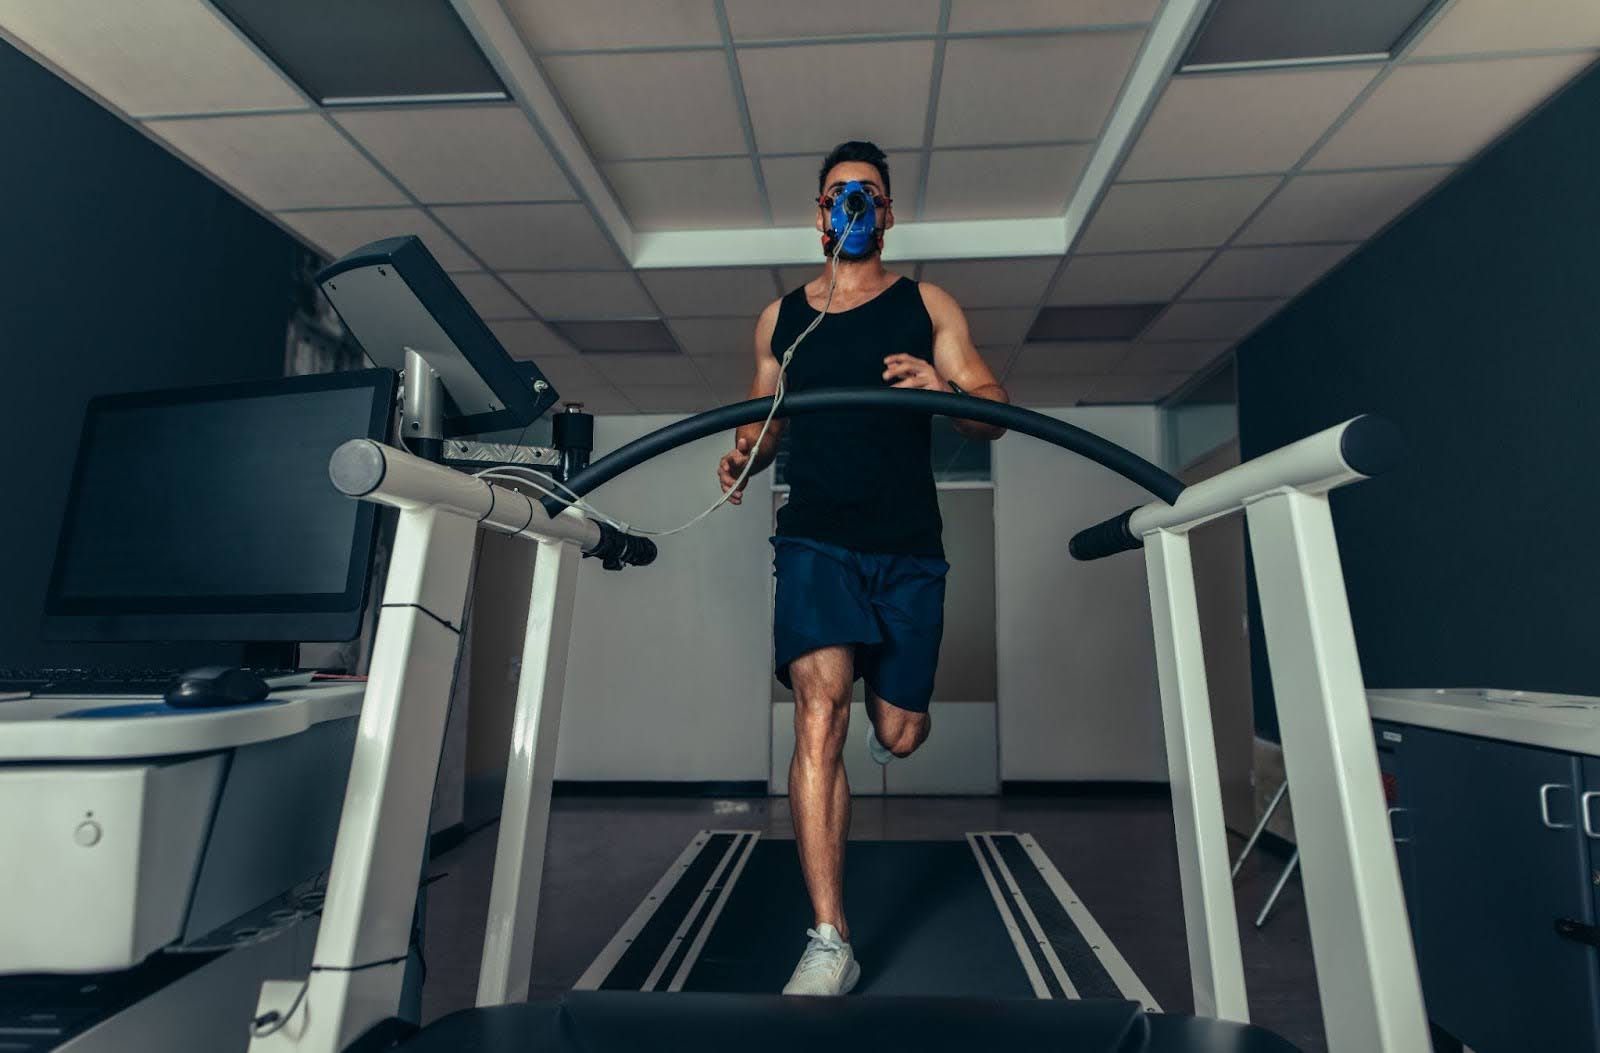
[420,793,1325,1053]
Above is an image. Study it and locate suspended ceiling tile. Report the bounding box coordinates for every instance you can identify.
[708,380,754,403]
[670,317,758,356]
[639,268,782,317]
[1004,375,1097,407]
[1410,0,1600,57]
[501,272,657,319]
[1120,67,1378,180]
[587,352,703,387]
[1236,166,1451,245]
[919,258,1059,307]
[1010,342,1130,377]
[964,307,1037,345]
[776,264,826,291]
[276,207,477,271]
[0,0,307,116]
[1309,53,1599,169]
[488,318,577,360]
[1049,250,1212,305]
[922,144,1093,220]
[144,113,406,209]
[1077,176,1280,252]
[1118,341,1227,374]
[1083,372,1190,403]
[934,32,1143,147]
[450,273,530,320]
[505,0,722,50]
[331,106,573,204]
[542,51,748,160]
[980,346,1017,376]
[739,43,931,155]
[605,157,767,230]
[948,0,1159,31]
[526,354,609,390]
[431,203,625,270]
[1184,243,1356,300]
[623,384,718,414]
[725,0,940,39]
[762,153,925,226]
[688,353,755,386]
[1141,299,1283,342]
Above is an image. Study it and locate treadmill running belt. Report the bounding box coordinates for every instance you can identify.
[580,833,1157,1008]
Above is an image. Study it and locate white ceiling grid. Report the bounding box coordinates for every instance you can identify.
[0,0,1596,412]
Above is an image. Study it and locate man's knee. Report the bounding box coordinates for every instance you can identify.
[878,712,930,758]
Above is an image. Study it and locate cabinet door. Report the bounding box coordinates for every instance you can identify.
[1407,728,1598,1052]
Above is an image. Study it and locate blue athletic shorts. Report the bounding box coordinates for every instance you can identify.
[771,536,949,713]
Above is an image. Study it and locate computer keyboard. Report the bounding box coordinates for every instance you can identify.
[0,667,303,696]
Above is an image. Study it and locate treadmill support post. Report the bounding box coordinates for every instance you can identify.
[477,533,583,1005]
[1143,529,1249,1022]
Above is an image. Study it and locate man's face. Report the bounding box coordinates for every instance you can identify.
[815,161,894,241]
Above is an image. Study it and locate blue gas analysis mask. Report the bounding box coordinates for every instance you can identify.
[819,180,889,260]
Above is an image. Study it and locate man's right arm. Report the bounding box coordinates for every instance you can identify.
[716,300,784,504]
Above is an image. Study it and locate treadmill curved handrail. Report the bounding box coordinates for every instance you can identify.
[546,388,1185,514]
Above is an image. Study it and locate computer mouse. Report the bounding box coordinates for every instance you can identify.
[164,666,271,708]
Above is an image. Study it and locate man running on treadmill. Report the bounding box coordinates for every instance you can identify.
[715,141,1010,996]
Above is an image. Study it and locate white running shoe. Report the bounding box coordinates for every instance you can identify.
[867,725,895,765]
[782,923,861,996]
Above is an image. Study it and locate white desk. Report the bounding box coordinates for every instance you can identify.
[1367,687,1600,758]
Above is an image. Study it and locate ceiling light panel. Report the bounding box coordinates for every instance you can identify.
[934,33,1144,146]
[0,0,306,116]
[506,0,722,50]
[276,207,477,271]
[1027,304,1163,342]
[737,41,935,154]
[542,51,749,160]
[921,144,1093,220]
[1077,177,1279,252]
[1119,67,1377,179]
[947,0,1160,32]
[605,157,767,231]
[330,106,574,203]
[212,0,506,105]
[1049,251,1212,305]
[724,0,941,40]
[1181,0,1440,70]
[145,113,406,209]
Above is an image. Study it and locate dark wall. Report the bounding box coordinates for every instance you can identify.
[1238,61,1600,737]
[0,40,310,667]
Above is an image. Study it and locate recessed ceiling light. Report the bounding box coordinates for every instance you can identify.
[213,0,508,106]
[1027,305,1164,343]
[551,320,680,354]
[1180,0,1443,72]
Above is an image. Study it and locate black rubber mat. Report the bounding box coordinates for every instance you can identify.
[680,840,1039,997]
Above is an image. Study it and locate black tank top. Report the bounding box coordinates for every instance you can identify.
[771,276,943,558]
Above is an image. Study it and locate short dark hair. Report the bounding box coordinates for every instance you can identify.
[818,140,890,200]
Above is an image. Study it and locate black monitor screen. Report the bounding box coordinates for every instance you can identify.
[44,369,396,642]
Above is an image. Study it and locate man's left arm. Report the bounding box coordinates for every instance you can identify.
[881,282,1008,440]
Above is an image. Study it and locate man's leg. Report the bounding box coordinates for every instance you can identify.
[866,690,931,758]
[788,645,854,939]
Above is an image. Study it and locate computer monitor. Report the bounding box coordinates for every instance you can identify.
[42,369,397,643]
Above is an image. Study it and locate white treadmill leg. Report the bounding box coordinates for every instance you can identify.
[1245,489,1431,1053]
[477,536,582,1006]
[1143,528,1250,1023]
[250,506,480,1053]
